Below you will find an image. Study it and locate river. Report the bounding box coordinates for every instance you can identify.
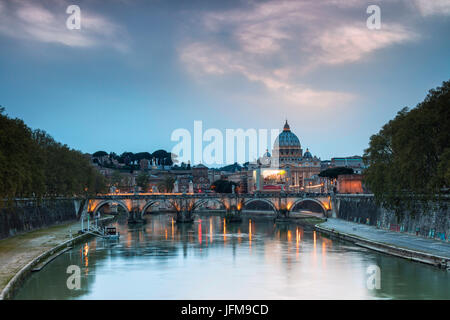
[14,213,450,299]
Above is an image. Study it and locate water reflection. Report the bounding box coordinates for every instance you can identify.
[14,213,450,300]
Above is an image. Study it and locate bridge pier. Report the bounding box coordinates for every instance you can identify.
[274,208,291,223]
[225,206,242,223]
[176,210,194,223]
[128,209,146,224]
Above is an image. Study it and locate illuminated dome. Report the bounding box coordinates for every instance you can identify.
[274,121,301,148]
[272,120,303,165]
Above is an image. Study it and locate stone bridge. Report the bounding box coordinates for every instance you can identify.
[83,192,332,224]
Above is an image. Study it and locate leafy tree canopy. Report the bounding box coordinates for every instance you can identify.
[93,151,108,157]
[0,108,106,199]
[152,149,173,166]
[363,79,450,212]
[134,152,152,161]
[136,172,150,191]
[158,176,175,193]
[319,167,354,180]
[211,179,238,193]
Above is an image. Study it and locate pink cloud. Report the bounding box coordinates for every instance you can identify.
[0,0,129,51]
[179,0,420,108]
[309,23,417,66]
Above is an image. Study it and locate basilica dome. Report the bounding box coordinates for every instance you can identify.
[274,121,301,148]
[272,120,303,165]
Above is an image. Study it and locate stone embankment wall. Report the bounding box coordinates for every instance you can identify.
[333,194,449,241]
[0,199,84,240]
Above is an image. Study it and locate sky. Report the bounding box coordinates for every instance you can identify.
[1,0,449,164]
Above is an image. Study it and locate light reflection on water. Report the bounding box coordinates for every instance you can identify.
[14,214,450,300]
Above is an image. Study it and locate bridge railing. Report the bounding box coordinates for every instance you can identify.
[92,192,332,200]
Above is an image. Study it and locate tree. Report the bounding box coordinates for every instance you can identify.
[134,152,152,161]
[152,149,173,166]
[93,151,108,157]
[110,170,123,187]
[363,79,450,213]
[0,108,107,199]
[136,172,150,191]
[158,176,175,193]
[211,179,238,193]
[120,152,134,165]
[319,167,354,180]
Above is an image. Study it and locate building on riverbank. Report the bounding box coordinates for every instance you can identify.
[337,174,365,194]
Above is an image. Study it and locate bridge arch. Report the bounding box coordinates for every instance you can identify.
[91,200,130,217]
[141,200,161,217]
[243,199,277,213]
[166,199,181,212]
[192,198,227,211]
[289,198,327,215]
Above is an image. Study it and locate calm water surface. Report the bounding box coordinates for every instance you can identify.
[14,214,450,299]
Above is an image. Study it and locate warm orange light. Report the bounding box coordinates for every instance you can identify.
[209,217,213,243]
[223,218,226,242]
[171,218,174,240]
[296,227,301,245]
[287,202,292,210]
[313,231,317,249]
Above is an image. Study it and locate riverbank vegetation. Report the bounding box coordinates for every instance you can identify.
[319,167,354,180]
[363,80,449,213]
[211,179,239,193]
[0,108,106,200]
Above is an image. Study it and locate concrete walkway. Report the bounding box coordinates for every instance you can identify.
[319,218,450,259]
[0,221,82,293]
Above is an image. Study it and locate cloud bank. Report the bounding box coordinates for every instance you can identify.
[178,0,420,108]
[0,0,128,51]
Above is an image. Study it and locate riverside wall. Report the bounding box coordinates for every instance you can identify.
[0,198,85,240]
[332,194,449,241]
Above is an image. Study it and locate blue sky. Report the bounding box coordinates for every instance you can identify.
[1,0,449,163]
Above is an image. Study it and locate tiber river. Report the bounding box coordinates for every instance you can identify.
[14,213,450,299]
